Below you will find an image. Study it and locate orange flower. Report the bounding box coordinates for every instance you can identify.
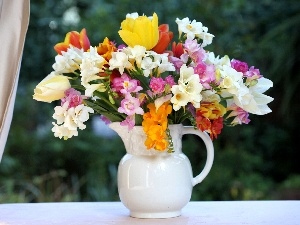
[54,28,90,55]
[152,24,173,54]
[197,102,226,120]
[97,37,117,61]
[196,102,226,140]
[142,102,172,151]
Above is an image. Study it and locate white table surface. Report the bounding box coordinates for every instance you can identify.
[0,201,299,225]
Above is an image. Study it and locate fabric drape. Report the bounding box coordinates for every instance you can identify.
[0,0,30,161]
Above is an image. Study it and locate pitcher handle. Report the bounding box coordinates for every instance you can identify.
[182,126,214,187]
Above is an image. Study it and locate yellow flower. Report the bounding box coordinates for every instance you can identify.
[118,13,159,50]
[197,102,226,120]
[142,102,172,151]
[33,73,71,103]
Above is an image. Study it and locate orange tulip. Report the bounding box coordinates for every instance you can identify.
[54,28,90,55]
[152,24,173,54]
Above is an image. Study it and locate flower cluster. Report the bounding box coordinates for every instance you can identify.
[33,12,273,150]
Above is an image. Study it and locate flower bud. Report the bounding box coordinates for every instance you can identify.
[33,73,71,103]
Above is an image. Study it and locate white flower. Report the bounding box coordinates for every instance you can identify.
[175,17,214,46]
[52,123,78,139]
[126,12,139,19]
[154,52,175,74]
[171,64,203,110]
[141,56,159,77]
[52,103,94,139]
[80,47,106,96]
[198,32,214,47]
[170,86,190,111]
[201,90,221,102]
[238,78,274,115]
[109,51,132,74]
[206,53,230,68]
[52,47,84,73]
[123,45,147,67]
[176,17,204,39]
[219,65,244,94]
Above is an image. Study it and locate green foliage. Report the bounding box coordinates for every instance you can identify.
[1,0,299,202]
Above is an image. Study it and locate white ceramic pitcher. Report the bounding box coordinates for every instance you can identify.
[109,122,214,218]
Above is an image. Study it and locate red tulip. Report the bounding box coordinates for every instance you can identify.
[152,24,173,54]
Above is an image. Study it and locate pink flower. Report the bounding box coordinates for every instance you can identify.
[61,88,84,109]
[184,39,206,63]
[244,66,262,79]
[194,62,216,89]
[169,56,185,71]
[120,115,135,130]
[231,59,249,73]
[165,75,176,87]
[112,73,143,94]
[150,77,166,94]
[118,94,144,116]
[184,39,200,54]
[226,104,250,125]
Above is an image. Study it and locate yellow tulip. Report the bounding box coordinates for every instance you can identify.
[33,73,71,103]
[118,13,159,50]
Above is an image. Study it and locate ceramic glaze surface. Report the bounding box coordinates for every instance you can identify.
[109,123,214,218]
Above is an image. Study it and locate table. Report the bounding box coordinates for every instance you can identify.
[0,201,299,225]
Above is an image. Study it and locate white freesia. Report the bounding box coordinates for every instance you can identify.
[52,123,78,139]
[206,53,231,69]
[80,47,106,96]
[126,12,139,19]
[141,56,159,77]
[52,103,94,139]
[153,52,175,74]
[52,47,84,73]
[239,77,274,115]
[171,64,203,110]
[170,86,190,111]
[109,51,132,74]
[201,90,221,102]
[219,65,244,94]
[176,17,214,46]
[124,45,146,67]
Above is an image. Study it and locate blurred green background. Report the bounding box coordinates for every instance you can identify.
[1,0,299,202]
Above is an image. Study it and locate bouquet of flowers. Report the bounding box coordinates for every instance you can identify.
[33,12,273,152]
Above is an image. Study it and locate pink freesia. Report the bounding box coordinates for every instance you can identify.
[169,56,185,71]
[150,77,166,94]
[226,104,250,125]
[244,66,262,79]
[112,73,143,94]
[165,75,176,87]
[231,59,249,73]
[194,62,216,89]
[184,39,206,63]
[118,94,144,116]
[61,88,84,109]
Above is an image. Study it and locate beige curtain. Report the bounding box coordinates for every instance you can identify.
[0,0,30,161]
